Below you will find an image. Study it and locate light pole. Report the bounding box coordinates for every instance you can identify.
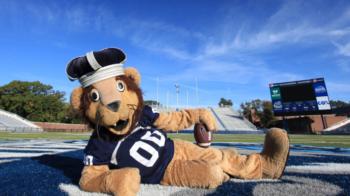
[175,84,180,109]
[156,77,159,107]
[195,77,198,106]
[186,90,189,108]
[174,84,180,134]
[166,91,169,109]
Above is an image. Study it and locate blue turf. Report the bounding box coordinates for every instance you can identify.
[213,143,350,155]
[1,142,349,195]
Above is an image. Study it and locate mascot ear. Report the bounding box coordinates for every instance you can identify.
[70,87,83,111]
[124,67,141,86]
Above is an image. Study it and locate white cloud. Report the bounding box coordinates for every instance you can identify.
[157,56,303,88]
[3,1,348,97]
[333,42,350,57]
[7,1,348,64]
[329,27,350,37]
[124,20,207,61]
[197,1,350,59]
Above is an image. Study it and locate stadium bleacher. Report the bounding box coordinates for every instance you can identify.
[0,105,259,133]
[322,118,350,135]
[151,105,259,132]
[0,109,43,132]
[210,107,258,132]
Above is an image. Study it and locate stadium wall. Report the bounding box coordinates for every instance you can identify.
[275,115,347,133]
[309,115,347,133]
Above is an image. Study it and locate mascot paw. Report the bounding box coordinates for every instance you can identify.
[108,168,141,196]
[198,109,218,132]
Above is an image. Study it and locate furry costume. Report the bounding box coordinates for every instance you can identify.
[67,48,290,196]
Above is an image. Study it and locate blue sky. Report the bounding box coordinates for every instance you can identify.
[0,0,349,109]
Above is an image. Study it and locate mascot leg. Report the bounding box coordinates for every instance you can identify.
[161,139,229,188]
[220,128,290,179]
[161,159,229,188]
[161,128,289,188]
[79,165,140,196]
[259,128,290,178]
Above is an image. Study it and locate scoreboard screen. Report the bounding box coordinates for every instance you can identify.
[269,78,332,116]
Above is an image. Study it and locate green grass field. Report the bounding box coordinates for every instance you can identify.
[0,131,349,148]
[168,133,350,148]
[0,132,90,140]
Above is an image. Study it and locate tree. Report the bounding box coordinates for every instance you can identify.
[218,98,233,107]
[0,80,66,122]
[60,103,84,124]
[240,99,275,128]
[260,101,275,128]
[330,100,350,109]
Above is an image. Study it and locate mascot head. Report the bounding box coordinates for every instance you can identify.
[67,48,143,136]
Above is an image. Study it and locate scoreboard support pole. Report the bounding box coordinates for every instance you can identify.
[282,116,289,132]
[320,114,327,130]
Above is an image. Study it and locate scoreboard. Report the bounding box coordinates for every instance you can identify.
[269,78,332,116]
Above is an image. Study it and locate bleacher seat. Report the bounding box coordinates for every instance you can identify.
[0,109,43,132]
[150,105,258,132]
[210,107,257,131]
[323,118,350,134]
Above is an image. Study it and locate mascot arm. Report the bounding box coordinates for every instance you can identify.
[153,108,217,132]
[79,165,140,196]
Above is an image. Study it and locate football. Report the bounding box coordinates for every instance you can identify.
[194,123,212,148]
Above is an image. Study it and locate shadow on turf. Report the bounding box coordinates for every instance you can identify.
[0,149,83,195]
[32,150,84,185]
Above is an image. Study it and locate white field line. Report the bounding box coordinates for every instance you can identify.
[286,162,350,174]
[0,148,82,158]
[0,152,52,158]
[60,182,201,196]
[59,183,108,196]
[0,147,78,153]
[0,140,87,146]
[0,140,59,146]
[0,143,86,149]
[0,158,20,164]
[0,141,86,158]
[229,178,279,183]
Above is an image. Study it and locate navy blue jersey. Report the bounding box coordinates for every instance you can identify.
[83,106,174,184]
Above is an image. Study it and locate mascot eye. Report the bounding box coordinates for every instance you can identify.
[90,89,100,102]
[116,81,125,92]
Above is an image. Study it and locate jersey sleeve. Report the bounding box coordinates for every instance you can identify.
[139,105,160,127]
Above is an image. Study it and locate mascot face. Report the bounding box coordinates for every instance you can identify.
[71,68,143,135]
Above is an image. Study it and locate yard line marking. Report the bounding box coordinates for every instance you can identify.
[0,152,49,158]
[286,163,350,174]
[0,158,20,164]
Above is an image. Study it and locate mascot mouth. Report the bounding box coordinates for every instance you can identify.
[110,119,129,131]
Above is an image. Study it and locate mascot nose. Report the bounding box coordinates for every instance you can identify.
[107,101,120,112]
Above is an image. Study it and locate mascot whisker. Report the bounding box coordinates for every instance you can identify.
[67,48,290,196]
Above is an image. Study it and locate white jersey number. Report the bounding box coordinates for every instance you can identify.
[129,130,165,167]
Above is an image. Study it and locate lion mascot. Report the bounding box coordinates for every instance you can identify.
[66,48,290,196]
